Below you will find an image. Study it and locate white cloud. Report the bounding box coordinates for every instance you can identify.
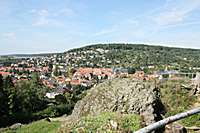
[30,9,36,13]
[32,9,64,27]
[126,19,139,26]
[38,9,49,16]
[2,32,16,40]
[53,8,76,17]
[32,9,49,26]
[154,0,200,26]
[160,20,200,29]
[33,17,49,26]
[94,28,116,36]
[93,19,140,37]
[155,9,186,26]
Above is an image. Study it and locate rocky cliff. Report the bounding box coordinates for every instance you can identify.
[69,78,165,126]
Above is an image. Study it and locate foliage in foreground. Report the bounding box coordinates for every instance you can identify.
[4,120,61,133]
[0,73,87,127]
[159,79,200,127]
[58,112,142,133]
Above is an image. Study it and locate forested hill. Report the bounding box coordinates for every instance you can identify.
[64,44,200,72]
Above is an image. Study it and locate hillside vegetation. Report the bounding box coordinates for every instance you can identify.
[159,79,200,127]
[4,120,60,133]
[2,44,200,132]
[65,44,200,71]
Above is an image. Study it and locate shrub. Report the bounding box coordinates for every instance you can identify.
[34,104,71,118]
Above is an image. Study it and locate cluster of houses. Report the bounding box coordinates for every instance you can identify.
[1,49,195,99]
[0,62,180,90]
[0,60,153,99]
[61,48,121,68]
[42,67,130,89]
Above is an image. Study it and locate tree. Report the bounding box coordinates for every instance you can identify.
[58,70,62,76]
[48,63,53,71]
[0,74,6,116]
[4,76,14,89]
[0,75,13,116]
[32,72,41,86]
[14,80,48,113]
[0,74,3,90]
[143,68,149,74]
[53,65,59,77]
[66,67,76,78]
[128,67,136,74]
[55,94,67,104]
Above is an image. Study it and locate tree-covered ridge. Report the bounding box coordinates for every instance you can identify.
[64,44,200,72]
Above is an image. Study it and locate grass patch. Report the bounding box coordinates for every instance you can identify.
[4,120,61,133]
[180,114,200,127]
[59,112,141,132]
[159,79,200,127]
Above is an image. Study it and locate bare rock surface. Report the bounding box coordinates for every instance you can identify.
[69,78,165,126]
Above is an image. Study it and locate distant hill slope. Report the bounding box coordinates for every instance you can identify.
[64,44,200,71]
[5,53,56,58]
[3,43,200,71]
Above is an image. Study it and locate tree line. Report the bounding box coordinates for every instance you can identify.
[0,73,88,127]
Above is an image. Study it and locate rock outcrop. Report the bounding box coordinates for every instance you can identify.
[69,78,165,126]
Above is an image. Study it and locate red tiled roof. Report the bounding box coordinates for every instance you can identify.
[24,68,35,71]
[42,67,49,71]
[70,79,81,85]
[0,71,11,75]
[75,68,113,77]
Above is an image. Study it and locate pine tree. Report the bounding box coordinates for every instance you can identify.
[4,76,15,115]
[0,74,3,91]
[53,65,59,77]
[0,74,8,116]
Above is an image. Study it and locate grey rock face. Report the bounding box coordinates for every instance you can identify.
[9,123,22,130]
[70,78,165,125]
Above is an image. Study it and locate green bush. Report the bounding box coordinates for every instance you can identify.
[34,104,71,118]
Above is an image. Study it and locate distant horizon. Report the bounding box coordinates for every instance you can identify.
[1,42,200,56]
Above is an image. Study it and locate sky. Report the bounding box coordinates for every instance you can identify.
[1,0,200,54]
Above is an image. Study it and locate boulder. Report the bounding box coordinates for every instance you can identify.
[9,123,22,130]
[70,78,165,126]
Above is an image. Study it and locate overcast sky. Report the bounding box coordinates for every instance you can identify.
[1,0,200,54]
